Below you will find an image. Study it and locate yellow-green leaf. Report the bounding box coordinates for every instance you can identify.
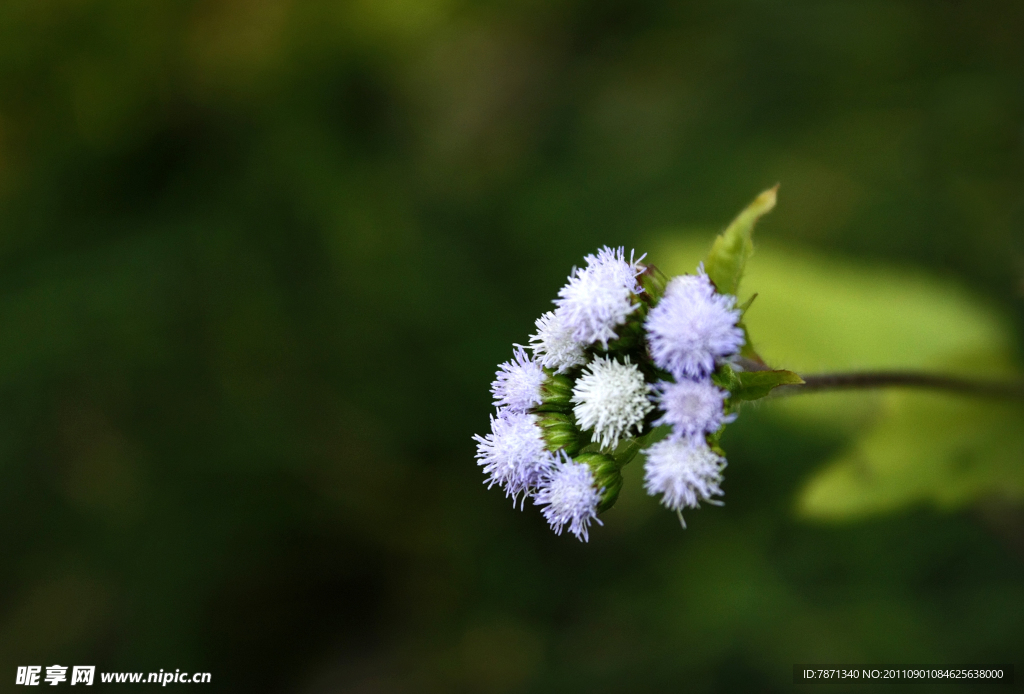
[797,386,1024,520]
[704,186,778,296]
[732,369,804,401]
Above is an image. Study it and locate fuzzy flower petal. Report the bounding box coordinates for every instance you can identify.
[653,379,733,442]
[534,451,603,542]
[645,268,745,379]
[529,310,587,373]
[571,356,653,449]
[473,410,551,504]
[555,246,645,348]
[643,439,726,514]
[491,346,546,413]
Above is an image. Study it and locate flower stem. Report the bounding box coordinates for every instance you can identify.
[774,371,1024,400]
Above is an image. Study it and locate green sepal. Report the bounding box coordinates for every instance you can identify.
[597,311,647,355]
[731,369,804,401]
[637,263,670,304]
[736,295,764,365]
[737,293,758,315]
[711,363,741,392]
[535,411,585,456]
[611,435,646,468]
[577,452,623,513]
[704,185,778,297]
[708,441,728,459]
[737,322,767,366]
[532,371,575,412]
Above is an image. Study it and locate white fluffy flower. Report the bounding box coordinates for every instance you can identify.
[652,379,733,442]
[473,410,551,504]
[533,451,603,542]
[645,268,745,379]
[555,246,645,348]
[571,356,653,449]
[491,346,546,413]
[528,309,587,373]
[643,439,725,517]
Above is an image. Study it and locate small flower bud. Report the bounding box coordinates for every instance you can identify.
[533,371,575,412]
[576,452,623,513]
[535,411,584,456]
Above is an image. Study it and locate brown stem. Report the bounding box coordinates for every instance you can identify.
[773,371,1024,400]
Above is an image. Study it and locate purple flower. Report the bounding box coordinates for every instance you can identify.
[491,346,546,413]
[534,451,603,542]
[645,267,745,379]
[643,439,726,518]
[652,378,733,442]
[555,246,645,348]
[473,410,551,505]
[529,310,587,373]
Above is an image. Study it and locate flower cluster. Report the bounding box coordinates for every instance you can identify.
[642,267,741,519]
[474,245,749,541]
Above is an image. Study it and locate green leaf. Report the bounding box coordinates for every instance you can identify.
[732,369,804,401]
[704,185,778,296]
[797,388,1024,521]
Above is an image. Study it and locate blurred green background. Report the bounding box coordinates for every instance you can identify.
[0,0,1022,691]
